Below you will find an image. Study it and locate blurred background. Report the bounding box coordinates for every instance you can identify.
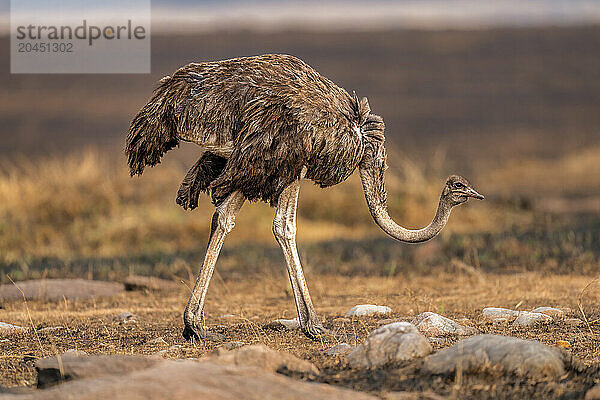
[1,0,599,283]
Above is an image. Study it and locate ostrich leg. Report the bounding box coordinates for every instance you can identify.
[183,191,245,341]
[273,177,328,338]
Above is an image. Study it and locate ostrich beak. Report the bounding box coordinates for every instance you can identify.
[466,187,485,200]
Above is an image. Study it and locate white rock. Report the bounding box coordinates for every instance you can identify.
[265,318,299,330]
[220,341,245,351]
[0,322,25,331]
[411,312,478,336]
[531,307,565,318]
[208,344,320,376]
[324,343,354,357]
[423,335,565,380]
[64,349,87,356]
[114,312,138,324]
[148,337,168,345]
[482,307,520,319]
[155,345,182,356]
[347,322,432,368]
[512,312,553,328]
[345,305,392,317]
[564,318,583,326]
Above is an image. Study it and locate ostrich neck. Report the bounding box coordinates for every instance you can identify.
[359,167,452,243]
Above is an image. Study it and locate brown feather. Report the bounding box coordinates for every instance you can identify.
[176,152,227,210]
[126,54,386,207]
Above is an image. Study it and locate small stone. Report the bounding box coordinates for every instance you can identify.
[324,343,354,357]
[482,307,519,319]
[565,318,583,326]
[556,340,570,349]
[345,305,392,317]
[531,307,565,319]
[219,314,236,319]
[0,322,25,331]
[65,349,87,356]
[114,312,138,324]
[204,331,226,342]
[264,318,299,331]
[423,334,565,380]
[38,326,64,332]
[209,344,319,375]
[155,345,182,357]
[411,312,477,336]
[148,337,167,345]
[512,312,553,328]
[347,322,432,368]
[220,341,245,351]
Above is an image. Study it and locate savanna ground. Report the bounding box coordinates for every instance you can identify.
[1,27,600,398]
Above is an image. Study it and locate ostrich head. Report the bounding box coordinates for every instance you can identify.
[443,175,485,207]
[358,143,484,243]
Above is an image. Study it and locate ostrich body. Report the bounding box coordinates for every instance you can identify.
[126,54,484,341]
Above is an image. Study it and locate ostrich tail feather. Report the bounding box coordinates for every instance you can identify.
[125,76,180,176]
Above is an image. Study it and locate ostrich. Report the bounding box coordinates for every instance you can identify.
[126,54,484,341]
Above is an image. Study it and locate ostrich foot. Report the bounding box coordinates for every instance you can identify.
[182,322,225,342]
[301,320,332,340]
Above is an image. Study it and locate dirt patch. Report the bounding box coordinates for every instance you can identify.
[0,279,124,301]
[1,273,599,398]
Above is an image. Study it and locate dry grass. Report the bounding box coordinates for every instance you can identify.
[483,145,600,197]
[1,272,599,391]
[0,149,489,274]
[0,145,598,281]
